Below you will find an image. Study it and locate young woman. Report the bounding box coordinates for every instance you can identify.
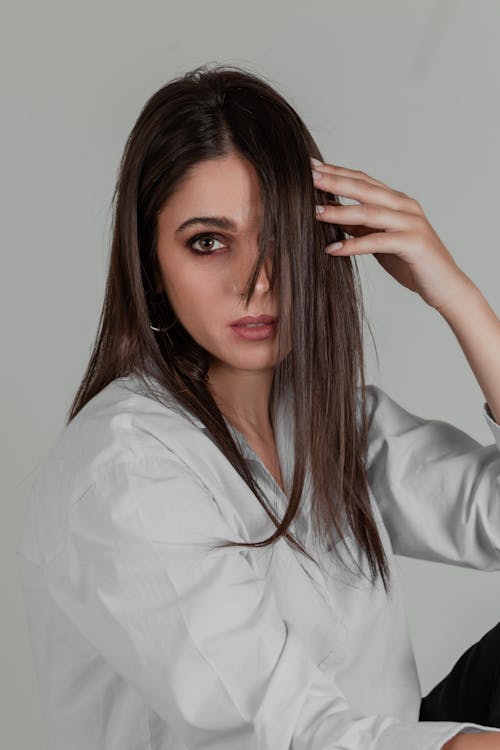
[16,64,500,750]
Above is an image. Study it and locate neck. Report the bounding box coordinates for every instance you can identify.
[206,360,275,439]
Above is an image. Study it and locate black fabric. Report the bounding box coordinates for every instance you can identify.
[419,621,500,728]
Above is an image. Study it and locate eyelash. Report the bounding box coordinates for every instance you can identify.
[185,232,225,256]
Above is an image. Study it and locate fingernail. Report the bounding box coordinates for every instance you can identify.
[310,157,324,167]
[312,169,323,180]
[325,242,343,253]
[315,204,325,213]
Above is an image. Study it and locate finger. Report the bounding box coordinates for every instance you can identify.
[320,214,377,238]
[316,203,419,232]
[311,158,390,189]
[324,229,407,256]
[336,223,378,238]
[313,171,420,215]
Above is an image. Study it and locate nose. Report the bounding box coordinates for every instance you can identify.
[232,246,273,298]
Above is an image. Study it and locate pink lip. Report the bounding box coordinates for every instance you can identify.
[230,314,277,326]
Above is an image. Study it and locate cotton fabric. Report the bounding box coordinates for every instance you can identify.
[16,373,500,749]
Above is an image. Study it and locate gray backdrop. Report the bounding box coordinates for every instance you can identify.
[3,0,499,747]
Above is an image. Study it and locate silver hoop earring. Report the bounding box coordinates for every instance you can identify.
[149,318,176,333]
[149,316,176,349]
[149,289,177,335]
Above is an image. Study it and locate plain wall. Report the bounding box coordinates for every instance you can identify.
[2,0,499,746]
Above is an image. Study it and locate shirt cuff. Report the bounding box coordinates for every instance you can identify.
[483,401,500,449]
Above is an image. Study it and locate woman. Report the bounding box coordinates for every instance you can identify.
[16,64,500,750]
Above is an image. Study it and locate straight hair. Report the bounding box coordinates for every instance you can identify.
[67,63,391,595]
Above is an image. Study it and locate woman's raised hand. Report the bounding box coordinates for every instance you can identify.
[310,156,473,315]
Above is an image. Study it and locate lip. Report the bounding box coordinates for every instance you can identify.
[230,314,277,326]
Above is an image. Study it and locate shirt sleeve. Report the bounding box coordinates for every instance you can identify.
[365,384,500,570]
[47,451,499,750]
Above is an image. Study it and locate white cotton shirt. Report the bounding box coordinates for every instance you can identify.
[15,373,500,750]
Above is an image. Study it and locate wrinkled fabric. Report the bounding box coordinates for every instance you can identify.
[16,374,500,750]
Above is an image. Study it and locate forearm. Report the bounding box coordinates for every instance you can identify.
[442,731,500,750]
[437,272,500,424]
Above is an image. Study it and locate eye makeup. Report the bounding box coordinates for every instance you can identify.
[184,232,226,256]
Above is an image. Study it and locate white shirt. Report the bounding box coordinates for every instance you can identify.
[16,373,500,750]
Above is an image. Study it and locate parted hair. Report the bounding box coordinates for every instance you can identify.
[67,63,391,594]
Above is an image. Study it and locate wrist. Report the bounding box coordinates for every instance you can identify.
[442,731,500,750]
[433,269,478,322]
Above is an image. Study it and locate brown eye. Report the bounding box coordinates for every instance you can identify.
[186,233,225,255]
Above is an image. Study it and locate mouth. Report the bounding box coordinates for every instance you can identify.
[229,315,278,341]
[230,314,277,327]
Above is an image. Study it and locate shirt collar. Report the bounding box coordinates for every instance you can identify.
[125,373,292,469]
[184,408,263,464]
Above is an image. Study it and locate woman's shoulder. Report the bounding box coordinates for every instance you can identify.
[44,374,206,499]
[17,376,237,565]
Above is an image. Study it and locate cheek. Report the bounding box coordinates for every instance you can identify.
[165,264,222,327]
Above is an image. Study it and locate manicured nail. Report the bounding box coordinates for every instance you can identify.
[315,204,325,213]
[312,169,323,181]
[325,242,343,253]
[310,157,324,167]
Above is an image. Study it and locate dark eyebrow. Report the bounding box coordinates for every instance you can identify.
[174,216,239,234]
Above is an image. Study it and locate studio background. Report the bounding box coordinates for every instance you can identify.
[2,1,499,747]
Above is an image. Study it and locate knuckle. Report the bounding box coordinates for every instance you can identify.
[412,214,427,231]
[362,203,376,220]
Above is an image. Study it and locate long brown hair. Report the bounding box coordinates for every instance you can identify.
[67,63,391,594]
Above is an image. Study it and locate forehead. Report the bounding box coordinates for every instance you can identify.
[159,155,264,231]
